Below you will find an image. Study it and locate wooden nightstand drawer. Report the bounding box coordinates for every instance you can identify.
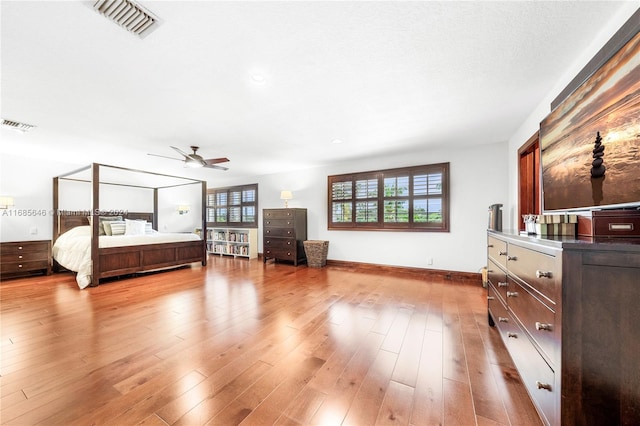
[1,240,49,255]
[1,260,49,274]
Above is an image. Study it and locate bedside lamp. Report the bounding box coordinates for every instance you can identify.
[280,190,292,208]
[0,196,14,209]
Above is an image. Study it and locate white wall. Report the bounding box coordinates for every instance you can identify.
[505,4,639,229]
[212,141,508,274]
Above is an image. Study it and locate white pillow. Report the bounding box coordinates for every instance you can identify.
[125,219,146,236]
[106,220,126,236]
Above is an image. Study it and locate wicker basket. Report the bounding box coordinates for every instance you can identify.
[303,240,329,268]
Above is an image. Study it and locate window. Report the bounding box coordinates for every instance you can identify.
[328,163,449,231]
[207,184,258,228]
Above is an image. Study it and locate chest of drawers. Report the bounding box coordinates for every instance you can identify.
[487,231,640,425]
[263,208,307,266]
[1,240,51,278]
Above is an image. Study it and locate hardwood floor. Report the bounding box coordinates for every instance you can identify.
[0,256,541,425]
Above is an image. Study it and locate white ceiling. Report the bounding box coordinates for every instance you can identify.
[0,1,634,181]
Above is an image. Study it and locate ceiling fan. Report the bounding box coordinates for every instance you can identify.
[148,146,229,170]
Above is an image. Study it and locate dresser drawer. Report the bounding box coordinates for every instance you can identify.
[263,209,296,219]
[264,248,297,261]
[487,258,508,303]
[507,243,559,306]
[264,227,295,237]
[488,235,508,268]
[507,278,558,365]
[264,237,296,250]
[488,283,510,331]
[505,317,557,426]
[1,260,49,274]
[264,218,297,228]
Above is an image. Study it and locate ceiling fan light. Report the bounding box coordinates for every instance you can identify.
[185,158,203,168]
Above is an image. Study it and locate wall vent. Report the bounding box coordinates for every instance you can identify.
[93,0,161,39]
[1,119,36,133]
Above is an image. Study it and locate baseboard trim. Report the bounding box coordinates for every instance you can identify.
[258,253,481,285]
[324,259,481,285]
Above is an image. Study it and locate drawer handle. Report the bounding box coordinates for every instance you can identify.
[287,252,291,256]
[536,381,552,392]
[266,230,271,234]
[498,251,507,256]
[287,241,291,245]
[507,332,518,338]
[535,322,553,332]
[506,291,519,298]
[498,316,509,323]
[18,246,23,250]
[487,296,495,301]
[18,255,23,259]
[507,256,517,261]
[18,264,23,268]
[498,282,508,288]
[536,270,552,279]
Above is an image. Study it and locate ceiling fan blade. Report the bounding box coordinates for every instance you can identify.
[203,163,229,171]
[170,146,190,159]
[147,153,184,161]
[204,157,230,165]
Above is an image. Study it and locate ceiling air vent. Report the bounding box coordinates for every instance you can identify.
[1,119,36,133]
[92,0,161,39]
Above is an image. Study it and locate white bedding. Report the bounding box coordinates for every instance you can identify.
[53,226,201,289]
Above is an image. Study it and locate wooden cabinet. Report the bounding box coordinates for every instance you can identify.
[263,208,307,266]
[487,230,640,426]
[1,240,51,278]
[206,228,257,259]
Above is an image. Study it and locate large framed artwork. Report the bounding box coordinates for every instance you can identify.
[540,30,640,211]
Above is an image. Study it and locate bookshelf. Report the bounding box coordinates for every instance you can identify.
[206,227,257,259]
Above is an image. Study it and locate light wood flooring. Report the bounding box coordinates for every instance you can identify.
[0,256,541,425]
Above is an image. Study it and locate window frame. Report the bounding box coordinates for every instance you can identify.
[328,163,449,232]
[207,183,258,228]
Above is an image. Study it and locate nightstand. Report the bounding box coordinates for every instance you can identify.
[0,240,51,279]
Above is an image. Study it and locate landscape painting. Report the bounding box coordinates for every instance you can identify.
[540,30,640,211]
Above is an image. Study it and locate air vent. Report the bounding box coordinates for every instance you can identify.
[93,0,161,39]
[1,119,36,133]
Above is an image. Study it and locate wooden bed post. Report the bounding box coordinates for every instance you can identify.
[90,163,100,287]
[52,177,59,242]
[201,181,207,266]
[153,188,159,231]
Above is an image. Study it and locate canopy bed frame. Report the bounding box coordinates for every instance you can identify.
[53,163,207,287]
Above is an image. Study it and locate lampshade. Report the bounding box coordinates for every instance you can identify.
[280,190,293,208]
[0,196,14,209]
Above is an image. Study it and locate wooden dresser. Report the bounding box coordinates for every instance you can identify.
[487,230,640,425]
[263,208,307,266]
[1,240,51,279]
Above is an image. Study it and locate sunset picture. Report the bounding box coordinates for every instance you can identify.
[540,31,640,211]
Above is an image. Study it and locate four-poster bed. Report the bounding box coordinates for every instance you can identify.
[52,163,207,288]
